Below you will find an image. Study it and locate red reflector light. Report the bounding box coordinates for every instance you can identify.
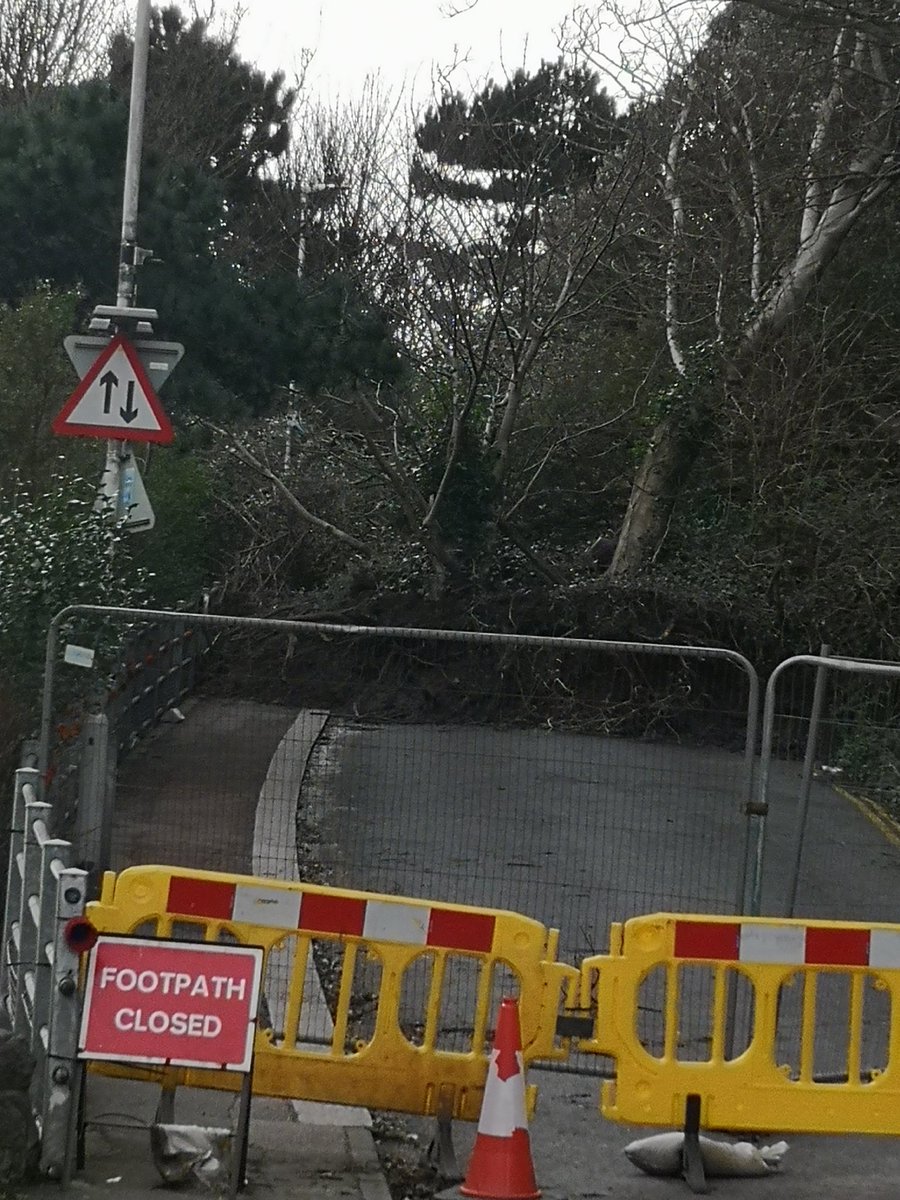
[64,916,98,954]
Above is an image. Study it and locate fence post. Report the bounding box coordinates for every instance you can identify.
[74,713,110,889]
[184,623,198,694]
[41,865,88,1180]
[33,831,72,1073]
[19,740,39,769]
[16,790,52,1039]
[173,620,187,703]
[2,769,33,1020]
[788,644,831,916]
[150,625,163,723]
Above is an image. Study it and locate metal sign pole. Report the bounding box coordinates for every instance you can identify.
[106,0,152,516]
[118,0,150,310]
[231,1056,255,1197]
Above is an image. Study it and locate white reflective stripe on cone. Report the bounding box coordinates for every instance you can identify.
[477,1049,528,1137]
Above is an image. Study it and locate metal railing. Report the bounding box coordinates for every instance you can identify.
[105,617,204,754]
[40,615,208,878]
[1,767,87,1178]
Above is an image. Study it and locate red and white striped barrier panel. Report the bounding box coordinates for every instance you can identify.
[673,918,900,968]
[166,874,497,953]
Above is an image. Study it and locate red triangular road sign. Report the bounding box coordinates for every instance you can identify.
[53,334,175,444]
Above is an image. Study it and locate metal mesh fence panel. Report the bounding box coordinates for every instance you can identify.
[270,629,756,966]
[299,711,751,964]
[815,663,900,813]
[764,653,900,924]
[20,607,900,1099]
[41,609,758,969]
[42,615,209,889]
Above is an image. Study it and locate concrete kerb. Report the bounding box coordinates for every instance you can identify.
[24,707,391,1199]
[251,708,371,1128]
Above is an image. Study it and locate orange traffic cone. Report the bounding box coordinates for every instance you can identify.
[460,997,540,1200]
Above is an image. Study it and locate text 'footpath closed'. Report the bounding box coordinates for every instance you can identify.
[79,936,263,1071]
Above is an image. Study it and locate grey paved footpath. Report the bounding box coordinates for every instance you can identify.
[25,699,389,1200]
[26,1081,387,1200]
[110,698,297,875]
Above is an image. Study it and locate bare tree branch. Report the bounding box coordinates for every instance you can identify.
[0,0,122,96]
[202,420,372,556]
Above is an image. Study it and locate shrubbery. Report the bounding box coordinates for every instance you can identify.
[0,474,150,765]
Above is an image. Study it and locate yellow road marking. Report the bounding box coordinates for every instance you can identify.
[834,784,900,851]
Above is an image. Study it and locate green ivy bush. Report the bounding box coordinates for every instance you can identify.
[0,472,150,755]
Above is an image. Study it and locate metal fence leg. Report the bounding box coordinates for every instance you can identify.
[17,793,53,1040]
[426,1085,461,1182]
[231,1064,253,1197]
[42,865,88,1180]
[681,1094,708,1195]
[1,769,31,1024]
[75,714,110,891]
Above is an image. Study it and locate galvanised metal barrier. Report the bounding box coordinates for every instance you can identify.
[752,655,900,919]
[38,606,762,959]
[0,768,87,1177]
[42,616,208,881]
[572,911,900,1135]
[104,618,205,756]
[83,863,578,1120]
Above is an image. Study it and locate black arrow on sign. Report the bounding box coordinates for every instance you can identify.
[100,370,118,414]
[120,380,139,424]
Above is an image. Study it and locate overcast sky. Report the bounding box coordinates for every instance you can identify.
[230,0,581,101]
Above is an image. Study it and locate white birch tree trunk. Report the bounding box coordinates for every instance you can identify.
[608,23,898,578]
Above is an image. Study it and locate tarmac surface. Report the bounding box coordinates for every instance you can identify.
[300,714,900,1198]
[27,702,382,1200]
[22,697,900,1199]
[26,1082,387,1200]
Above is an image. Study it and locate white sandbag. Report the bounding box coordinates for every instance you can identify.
[150,1122,232,1188]
[624,1131,788,1178]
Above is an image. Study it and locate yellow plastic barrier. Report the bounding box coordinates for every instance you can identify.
[86,866,577,1120]
[573,912,900,1135]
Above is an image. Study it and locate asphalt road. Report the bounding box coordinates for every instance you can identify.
[303,720,900,951]
[302,716,900,1199]
[111,702,900,1197]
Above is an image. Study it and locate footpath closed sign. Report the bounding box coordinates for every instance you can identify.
[79,936,263,1071]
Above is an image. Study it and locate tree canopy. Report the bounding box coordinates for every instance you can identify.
[414,59,619,202]
[0,0,897,671]
[0,8,400,418]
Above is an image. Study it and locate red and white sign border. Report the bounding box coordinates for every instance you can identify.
[78,934,264,1072]
[52,334,175,444]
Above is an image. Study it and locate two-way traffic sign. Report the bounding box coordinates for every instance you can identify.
[53,334,176,443]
